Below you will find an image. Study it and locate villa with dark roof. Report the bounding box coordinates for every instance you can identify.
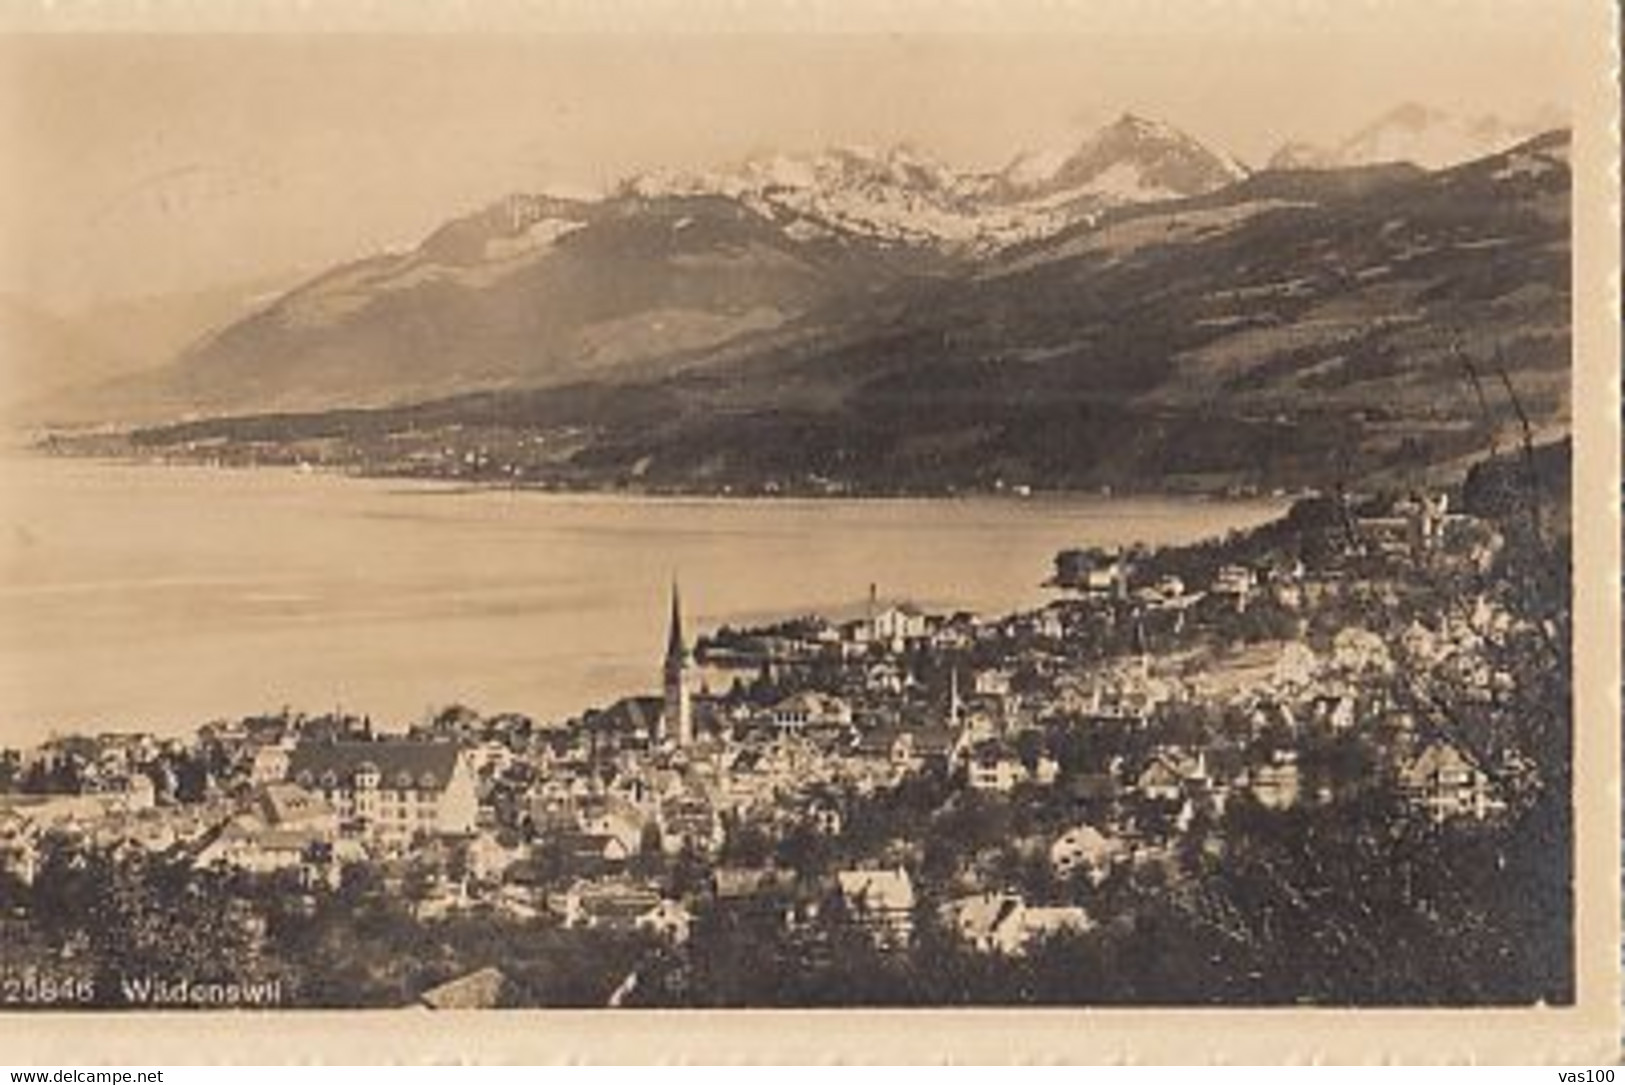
[287,741,478,848]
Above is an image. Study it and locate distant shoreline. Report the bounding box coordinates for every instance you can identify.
[25,440,1312,506]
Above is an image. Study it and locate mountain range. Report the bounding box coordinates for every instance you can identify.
[33,110,1572,496]
[44,113,1259,422]
[1266,102,1567,172]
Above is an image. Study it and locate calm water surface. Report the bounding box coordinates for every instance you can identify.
[0,456,1286,742]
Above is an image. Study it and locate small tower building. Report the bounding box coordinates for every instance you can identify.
[663,582,694,747]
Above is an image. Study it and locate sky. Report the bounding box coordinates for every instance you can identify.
[0,1,1586,314]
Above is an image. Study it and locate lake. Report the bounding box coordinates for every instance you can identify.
[0,455,1287,744]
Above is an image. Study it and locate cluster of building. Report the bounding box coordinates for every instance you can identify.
[0,488,1531,973]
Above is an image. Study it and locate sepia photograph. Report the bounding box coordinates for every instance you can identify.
[0,0,1616,1060]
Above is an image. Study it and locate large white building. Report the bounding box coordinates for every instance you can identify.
[287,741,478,848]
[871,604,929,648]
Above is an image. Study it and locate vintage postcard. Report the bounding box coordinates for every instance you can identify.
[0,0,1617,1064]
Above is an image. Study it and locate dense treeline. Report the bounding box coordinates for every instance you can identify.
[627,783,1569,1007]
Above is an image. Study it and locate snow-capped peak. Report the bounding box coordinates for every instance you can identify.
[619,167,741,200]
[738,152,822,191]
[610,116,1247,253]
[1108,111,1186,142]
[618,143,1002,247]
[997,112,1248,205]
[735,144,967,199]
[1267,102,1570,172]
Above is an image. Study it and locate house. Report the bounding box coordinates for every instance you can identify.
[1013,608,1065,641]
[712,865,798,907]
[1055,549,1128,598]
[1049,825,1121,885]
[1307,693,1358,732]
[195,819,327,877]
[910,726,961,765]
[1020,905,1094,946]
[90,731,159,776]
[80,800,233,864]
[973,669,1014,698]
[807,795,844,836]
[463,740,516,779]
[966,744,1029,793]
[1245,698,1297,736]
[1134,755,1187,802]
[865,661,909,694]
[1211,564,1256,610]
[1246,754,1301,810]
[1400,740,1504,821]
[854,726,957,778]
[191,783,349,876]
[710,865,823,928]
[1271,580,1306,610]
[1152,575,1187,602]
[87,773,156,812]
[1357,492,1449,561]
[656,795,722,856]
[555,830,634,874]
[249,743,294,786]
[957,705,1002,742]
[525,788,581,836]
[766,691,853,734]
[1357,514,1414,558]
[89,807,192,856]
[488,883,545,921]
[853,725,905,764]
[0,827,39,885]
[418,966,508,1010]
[871,604,929,648]
[557,879,663,931]
[256,781,336,830]
[929,619,976,652]
[463,832,523,882]
[634,898,693,944]
[576,796,648,856]
[0,792,132,835]
[836,867,915,947]
[941,892,1025,954]
[288,741,478,849]
[940,892,1093,956]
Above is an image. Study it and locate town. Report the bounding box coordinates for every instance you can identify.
[0,448,1572,1009]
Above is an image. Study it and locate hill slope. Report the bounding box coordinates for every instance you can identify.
[37,115,1253,425]
[63,192,940,421]
[80,131,1571,496]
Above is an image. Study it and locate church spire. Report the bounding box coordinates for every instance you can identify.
[666,579,687,662]
[663,578,694,747]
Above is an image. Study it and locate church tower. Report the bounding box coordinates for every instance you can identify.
[662,581,694,747]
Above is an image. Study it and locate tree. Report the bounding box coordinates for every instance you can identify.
[668,840,710,898]
[775,824,832,880]
[719,816,774,868]
[57,850,285,1004]
[630,823,666,879]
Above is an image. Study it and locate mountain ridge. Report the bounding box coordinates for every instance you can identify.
[1266,102,1566,172]
[78,129,1572,498]
[29,112,1254,425]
